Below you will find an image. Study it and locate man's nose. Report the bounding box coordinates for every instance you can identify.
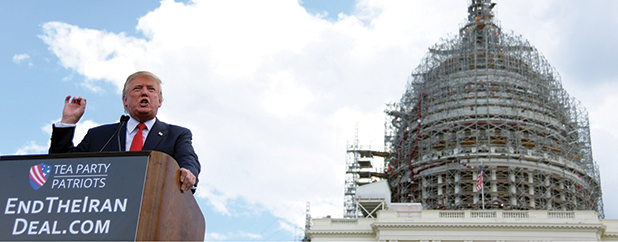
[140,87,149,96]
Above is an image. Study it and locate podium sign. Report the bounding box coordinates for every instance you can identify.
[0,153,149,241]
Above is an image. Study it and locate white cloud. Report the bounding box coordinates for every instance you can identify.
[41,119,100,146]
[13,119,101,156]
[14,141,48,155]
[12,53,32,66]
[277,219,299,236]
[205,232,227,241]
[204,231,264,241]
[72,120,101,144]
[40,22,149,93]
[38,0,618,228]
[238,231,262,240]
[261,71,315,117]
[12,53,30,63]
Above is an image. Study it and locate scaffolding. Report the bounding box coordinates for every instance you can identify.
[343,124,389,218]
[383,0,604,217]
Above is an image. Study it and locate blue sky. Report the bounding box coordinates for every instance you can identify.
[2,0,618,241]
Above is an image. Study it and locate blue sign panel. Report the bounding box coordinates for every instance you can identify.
[0,153,149,241]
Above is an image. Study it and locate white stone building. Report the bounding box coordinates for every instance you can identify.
[308,209,618,241]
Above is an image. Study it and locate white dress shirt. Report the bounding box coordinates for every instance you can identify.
[125,117,156,150]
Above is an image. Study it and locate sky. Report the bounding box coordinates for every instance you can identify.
[1,0,618,241]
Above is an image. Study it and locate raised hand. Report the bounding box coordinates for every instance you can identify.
[60,95,86,124]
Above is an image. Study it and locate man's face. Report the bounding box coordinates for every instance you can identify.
[122,76,162,122]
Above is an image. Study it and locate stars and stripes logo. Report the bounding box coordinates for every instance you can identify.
[29,163,51,191]
[475,165,484,191]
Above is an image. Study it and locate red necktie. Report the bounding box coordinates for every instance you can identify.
[130,123,146,151]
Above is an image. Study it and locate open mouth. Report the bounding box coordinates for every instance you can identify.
[140,99,149,106]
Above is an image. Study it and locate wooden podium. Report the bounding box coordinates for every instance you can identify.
[136,151,205,241]
[0,151,205,241]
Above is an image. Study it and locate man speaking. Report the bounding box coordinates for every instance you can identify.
[49,71,200,193]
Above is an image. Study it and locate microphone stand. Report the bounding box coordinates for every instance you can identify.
[99,115,130,152]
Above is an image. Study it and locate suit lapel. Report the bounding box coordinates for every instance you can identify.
[143,119,167,150]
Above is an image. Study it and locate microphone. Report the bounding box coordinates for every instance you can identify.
[99,115,130,152]
[116,115,130,151]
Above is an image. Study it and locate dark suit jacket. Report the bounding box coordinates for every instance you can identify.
[49,119,200,185]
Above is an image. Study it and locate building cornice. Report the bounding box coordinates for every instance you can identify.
[371,222,605,230]
[307,210,618,241]
[307,230,374,236]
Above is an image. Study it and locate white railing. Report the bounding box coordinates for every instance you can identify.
[470,211,497,218]
[440,211,465,218]
[547,211,574,219]
[503,211,529,218]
